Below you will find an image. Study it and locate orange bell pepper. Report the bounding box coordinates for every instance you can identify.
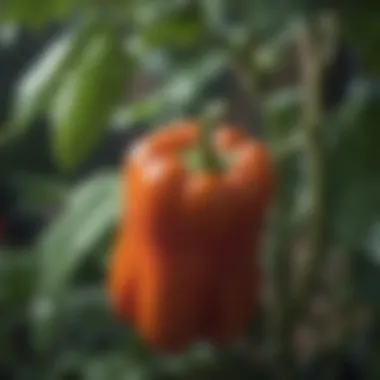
[108,122,274,353]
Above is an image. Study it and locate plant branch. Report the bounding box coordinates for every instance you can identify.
[295,15,329,315]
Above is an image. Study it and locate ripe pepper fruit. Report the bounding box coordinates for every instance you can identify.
[108,121,274,353]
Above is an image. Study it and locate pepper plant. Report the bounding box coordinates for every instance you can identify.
[1,1,380,379]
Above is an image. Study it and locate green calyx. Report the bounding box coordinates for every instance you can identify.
[185,100,228,173]
[183,147,232,173]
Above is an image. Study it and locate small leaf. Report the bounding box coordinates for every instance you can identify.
[51,29,133,171]
[37,171,120,298]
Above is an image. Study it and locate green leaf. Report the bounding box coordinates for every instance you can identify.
[37,171,120,298]
[5,20,94,141]
[51,29,133,171]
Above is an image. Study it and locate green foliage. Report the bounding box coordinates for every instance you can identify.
[2,1,380,379]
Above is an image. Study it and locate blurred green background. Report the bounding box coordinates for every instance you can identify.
[1,1,380,379]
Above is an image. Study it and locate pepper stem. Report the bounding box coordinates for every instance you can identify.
[198,100,226,172]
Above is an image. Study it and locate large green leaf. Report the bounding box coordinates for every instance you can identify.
[4,20,94,141]
[50,28,134,171]
[37,171,120,298]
